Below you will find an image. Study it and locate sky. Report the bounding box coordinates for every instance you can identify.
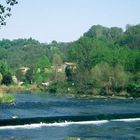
[0,0,140,43]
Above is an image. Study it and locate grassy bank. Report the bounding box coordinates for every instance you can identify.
[0,84,41,103]
[42,81,140,99]
[0,81,139,102]
[0,93,15,103]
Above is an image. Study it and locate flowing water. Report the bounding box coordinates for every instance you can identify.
[0,93,140,140]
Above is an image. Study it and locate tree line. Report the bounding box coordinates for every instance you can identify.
[0,24,139,97]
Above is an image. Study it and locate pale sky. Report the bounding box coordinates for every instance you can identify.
[0,0,140,43]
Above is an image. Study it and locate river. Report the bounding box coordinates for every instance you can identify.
[0,93,140,140]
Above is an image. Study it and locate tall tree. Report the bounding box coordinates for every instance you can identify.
[0,0,18,27]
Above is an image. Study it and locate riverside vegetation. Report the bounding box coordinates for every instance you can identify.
[0,24,140,102]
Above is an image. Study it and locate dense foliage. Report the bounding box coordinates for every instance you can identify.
[68,24,140,97]
[0,24,140,97]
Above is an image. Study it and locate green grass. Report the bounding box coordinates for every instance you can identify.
[0,93,15,103]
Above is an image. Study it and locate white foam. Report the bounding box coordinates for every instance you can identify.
[0,123,45,130]
[0,120,108,130]
[112,118,140,122]
[0,118,140,130]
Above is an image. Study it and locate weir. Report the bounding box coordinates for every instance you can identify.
[0,113,140,126]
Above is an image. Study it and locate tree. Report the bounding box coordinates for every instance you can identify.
[0,0,18,27]
[0,61,9,75]
[36,56,51,69]
[68,37,111,83]
[68,37,95,72]
[53,53,63,66]
[0,72,3,84]
[2,72,12,85]
[83,25,123,42]
[0,61,13,85]
[52,53,65,82]
[119,24,140,49]
[65,65,73,82]
[91,62,129,95]
[25,68,34,84]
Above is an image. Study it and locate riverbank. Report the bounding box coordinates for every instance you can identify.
[43,82,140,99]
[0,85,40,103]
[0,83,139,103]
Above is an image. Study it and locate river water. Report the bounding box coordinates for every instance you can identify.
[0,93,140,140]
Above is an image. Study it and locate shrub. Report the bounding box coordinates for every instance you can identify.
[0,93,15,103]
[2,73,13,85]
[91,62,129,95]
[127,72,140,97]
[0,72,3,84]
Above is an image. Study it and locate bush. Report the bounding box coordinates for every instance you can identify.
[0,93,15,103]
[2,73,13,85]
[91,62,129,95]
[127,82,140,97]
[0,72,3,84]
[127,72,140,97]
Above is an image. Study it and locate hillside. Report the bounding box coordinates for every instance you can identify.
[0,24,139,97]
